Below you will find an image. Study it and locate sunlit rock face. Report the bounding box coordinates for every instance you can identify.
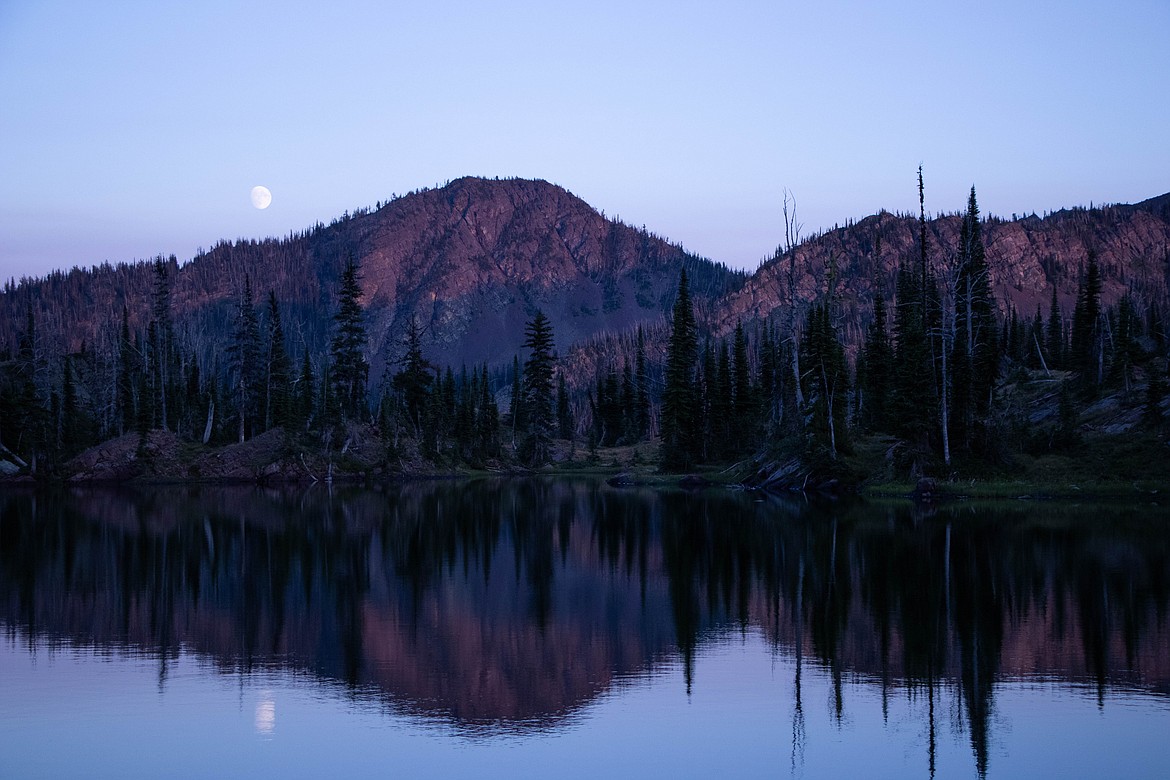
[2,484,1169,733]
[713,194,1170,349]
[0,177,744,383]
[2,180,1166,394]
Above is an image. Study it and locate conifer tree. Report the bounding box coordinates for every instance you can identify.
[799,303,849,459]
[891,263,932,444]
[1071,252,1103,390]
[955,187,998,427]
[1046,287,1063,369]
[661,270,699,470]
[330,256,369,420]
[116,306,137,435]
[296,348,315,430]
[698,340,717,460]
[519,310,556,466]
[506,355,522,447]
[713,339,732,458]
[228,275,262,442]
[61,358,79,457]
[732,321,755,450]
[556,372,573,440]
[15,304,45,472]
[476,362,500,456]
[392,318,432,431]
[148,257,178,431]
[620,358,635,442]
[635,326,650,438]
[265,291,293,429]
[860,290,892,432]
[455,365,474,454]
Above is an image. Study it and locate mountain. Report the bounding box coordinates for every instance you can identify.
[712,194,1170,347]
[0,177,745,383]
[2,178,1168,389]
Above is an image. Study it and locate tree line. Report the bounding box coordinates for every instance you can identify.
[2,177,1168,480]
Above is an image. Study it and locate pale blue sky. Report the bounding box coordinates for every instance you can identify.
[2,0,1167,279]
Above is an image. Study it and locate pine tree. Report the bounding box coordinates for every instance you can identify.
[265,291,293,429]
[15,304,45,472]
[117,306,137,435]
[732,321,755,451]
[661,270,699,470]
[860,290,892,432]
[556,372,573,439]
[890,263,932,444]
[228,275,263,442]
[956,187,998,425]
[713,339,732,458]
[392,318,432,431]
[1046,287,1063,370]
[148,257,178,431]
[454,365,475,455]
[620,358,635,443]
[799,303,849,459]
[635,326,650,438]
[61,358,79,457]
[508,355,523,447]
[1111,293,1143,395]
[519,310,556,466]
[330,256,369,420]
[476,362,500,456]
[296,348,315,431]
[1070,252,1103,391]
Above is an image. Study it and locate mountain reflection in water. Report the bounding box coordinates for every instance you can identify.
[1,480,1168,773]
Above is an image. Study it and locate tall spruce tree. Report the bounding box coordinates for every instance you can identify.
[661,270,699,470]
[955,187,998,433]
[330,256,369,420]
[635,326,650,438]
[228,275,262,442]
[265,291,293,429]
[732,321,755,451]
[508,355,523,447]
[148,257,178,432]
[476,362,500,457]
[1046,287,1063,370]
[15,304,45,472]
[519,310,556,466]
[891,262,932,445]
[296,348,315,431]
[1070,251,1103,391]
[799,303,849,459]
[392,318,432,431]
[117,306,137,435]
[860,290,892,432]
[556,372,573,440]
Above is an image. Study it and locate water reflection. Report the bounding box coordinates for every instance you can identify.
[1,481,1168,774]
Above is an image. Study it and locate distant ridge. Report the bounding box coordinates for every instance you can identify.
[1,179,1167,385]
[0,177,745,381]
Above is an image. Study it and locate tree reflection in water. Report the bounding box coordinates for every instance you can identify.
[1,481,1168,775]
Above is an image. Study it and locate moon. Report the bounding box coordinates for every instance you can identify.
[251,185,272,210]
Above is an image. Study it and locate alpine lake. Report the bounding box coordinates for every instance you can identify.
[2,478,1168,779]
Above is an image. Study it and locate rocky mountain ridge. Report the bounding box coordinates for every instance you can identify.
[0,177,744,382]
[714,193,1170,346]
[2,178,1167,387]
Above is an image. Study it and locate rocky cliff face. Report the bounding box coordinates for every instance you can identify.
[2,180,1167,387]
[0,177,744,381]
[713,194,1170,347]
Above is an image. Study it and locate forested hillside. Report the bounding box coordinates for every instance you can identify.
[0,177,1167,483]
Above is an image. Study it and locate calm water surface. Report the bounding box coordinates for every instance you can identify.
[1,480,1168,778]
